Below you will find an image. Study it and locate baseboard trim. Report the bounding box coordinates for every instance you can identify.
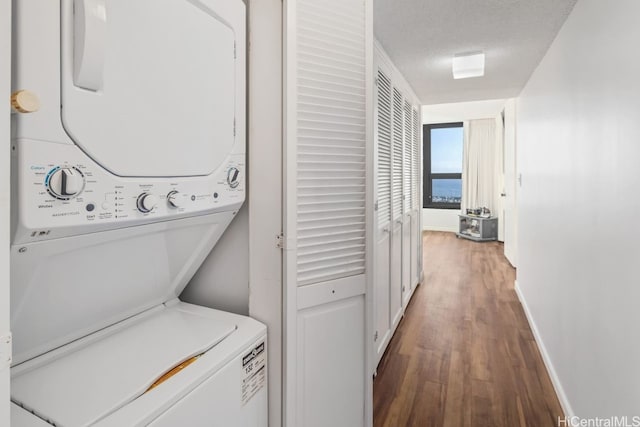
[514,280,575,421]
[422,226,457,233]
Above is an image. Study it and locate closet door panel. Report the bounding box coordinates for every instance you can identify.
[411,107,421,287]
[373,68,392,366]
[390,87,404,328]
[401,100,412,307]
[284,0,371,425]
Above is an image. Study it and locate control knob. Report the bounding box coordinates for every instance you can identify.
[227,167,240,189]
[167,191,183,208]
[137,193,158,213]
[47,167,85,199]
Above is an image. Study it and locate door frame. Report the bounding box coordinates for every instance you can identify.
[503,99,517,267]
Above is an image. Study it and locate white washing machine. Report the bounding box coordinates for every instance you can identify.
[9,0,267,426]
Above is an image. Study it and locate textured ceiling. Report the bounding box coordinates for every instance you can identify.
[374,0,577,104]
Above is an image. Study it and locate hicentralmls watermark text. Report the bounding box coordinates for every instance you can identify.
[558,416,640,427]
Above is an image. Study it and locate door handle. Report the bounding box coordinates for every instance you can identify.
[382,227,390,233]
[74,0,107,91]
[500,192,507,197]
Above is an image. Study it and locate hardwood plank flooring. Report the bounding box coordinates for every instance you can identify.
[373,231,564,427]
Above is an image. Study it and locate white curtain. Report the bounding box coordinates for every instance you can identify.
[461,118,502,216]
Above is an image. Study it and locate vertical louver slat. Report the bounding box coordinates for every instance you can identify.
[296,0,366,287]
[416,106,420,211]
[377,70,392,228]
[392,88,403,221]
[403,100,412,214]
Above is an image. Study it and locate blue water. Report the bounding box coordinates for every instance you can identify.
[432,179,461,202]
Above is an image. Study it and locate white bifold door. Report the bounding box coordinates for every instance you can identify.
[283,0,372,426]
[401,100,413,307]
[372,54,422,369]
[411,107,422,289]
[373,67,392,367]
[390,87,404,330]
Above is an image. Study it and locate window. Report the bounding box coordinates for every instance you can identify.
[423,122,463,209]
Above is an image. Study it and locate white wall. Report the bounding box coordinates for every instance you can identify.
[1,0,10,424]
[422,99,506,124]
[246,1,283,426]
[421,99,506,232]
[181,205,250,315]
[421,209,458,233]
[516,0,640,418]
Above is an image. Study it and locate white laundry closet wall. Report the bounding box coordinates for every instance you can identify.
[181,206,250,315]
[1,0,11,423]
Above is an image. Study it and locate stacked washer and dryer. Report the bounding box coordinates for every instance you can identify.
[9,0,267,426]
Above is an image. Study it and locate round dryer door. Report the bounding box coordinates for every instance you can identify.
[60,0,237,177]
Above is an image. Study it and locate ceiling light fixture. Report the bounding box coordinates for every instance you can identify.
[452,52,485,79]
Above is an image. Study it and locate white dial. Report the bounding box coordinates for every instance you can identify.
[137,193,158,213]
[47,167,85,199]
[167,191,183,208]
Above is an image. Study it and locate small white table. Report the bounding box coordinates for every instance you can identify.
[457,215,498,242]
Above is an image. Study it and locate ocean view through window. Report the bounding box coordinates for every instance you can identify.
[423,123,463,208]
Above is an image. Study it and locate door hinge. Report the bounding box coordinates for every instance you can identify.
[234,41,237,59]
[233,118,236,136]
[0,334,12,370]
[402,286,406,292]
[374,331,378,341]
[374,200,378,211]
[276,232,285,249]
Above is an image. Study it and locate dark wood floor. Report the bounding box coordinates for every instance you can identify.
[373,231,564,427]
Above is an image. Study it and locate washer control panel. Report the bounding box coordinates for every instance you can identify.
[14,139,245,243]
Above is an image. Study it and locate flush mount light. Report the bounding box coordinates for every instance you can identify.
[452,52,485,79]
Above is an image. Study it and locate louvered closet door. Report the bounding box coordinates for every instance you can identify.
[391,89,403,224]
[413,107,420,213]
[284,0,371,426]
[401,100,413,306]
[377,72,392,232]
[374,68,392,367]
[389,87,404,328]
[403,101,413,215]
[411,107,421,287]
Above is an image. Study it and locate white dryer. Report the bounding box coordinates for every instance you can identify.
[10,0,266,426]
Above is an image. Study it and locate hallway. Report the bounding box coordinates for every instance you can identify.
[373,231,563,427]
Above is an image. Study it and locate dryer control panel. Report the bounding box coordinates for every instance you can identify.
[13,139,245,243]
